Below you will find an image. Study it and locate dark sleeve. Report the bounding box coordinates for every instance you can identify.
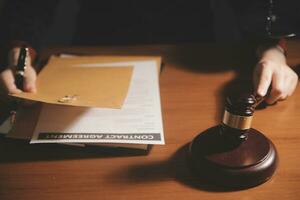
[0,0,59,70]
[229,0,300,40]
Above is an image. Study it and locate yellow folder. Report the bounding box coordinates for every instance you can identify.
[13,56,133,108]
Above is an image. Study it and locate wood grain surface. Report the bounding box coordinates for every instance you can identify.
[0,40,300,200]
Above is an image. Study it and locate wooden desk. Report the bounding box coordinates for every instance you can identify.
[1,41,300,200]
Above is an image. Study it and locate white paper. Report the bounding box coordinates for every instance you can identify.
[30,60,164,145]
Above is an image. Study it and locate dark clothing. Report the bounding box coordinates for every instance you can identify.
[0,0,213,49]
[230,0,300,39]
[0,0,300,70]
[0,0,59,50]
[74,1,213,45]
[0,0,214,69]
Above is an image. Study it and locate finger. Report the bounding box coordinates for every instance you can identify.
[0,69,22,94]
[23,66,37,93]
[255,62,273,97]
[265,73,286,104]
[266,89,281,104]
[286,72,298,97]
[277,96,288,101]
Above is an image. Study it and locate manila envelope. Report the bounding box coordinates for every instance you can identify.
[12,56,133,108]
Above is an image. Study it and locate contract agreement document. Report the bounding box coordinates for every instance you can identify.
[30,59,164,145]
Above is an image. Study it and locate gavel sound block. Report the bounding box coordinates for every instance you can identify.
[189,94,278,189]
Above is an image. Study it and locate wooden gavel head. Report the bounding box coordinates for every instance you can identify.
[220,94,263,142]
[188,93,278,189]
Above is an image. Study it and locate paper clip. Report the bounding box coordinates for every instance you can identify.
[58,95,78,103]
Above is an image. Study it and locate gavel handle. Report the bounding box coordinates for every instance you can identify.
[253,95,266,108]
[253,86,272,108]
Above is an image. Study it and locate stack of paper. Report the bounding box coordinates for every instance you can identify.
[0,56,164,150]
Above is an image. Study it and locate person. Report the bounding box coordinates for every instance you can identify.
[0,0,299,104]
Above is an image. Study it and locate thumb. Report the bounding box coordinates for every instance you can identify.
[0,68,22,94]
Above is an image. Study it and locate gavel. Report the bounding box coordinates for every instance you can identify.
[189,93,278,189]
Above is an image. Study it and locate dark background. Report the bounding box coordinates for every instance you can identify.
[0,0,299,51]
[0,0,241,48]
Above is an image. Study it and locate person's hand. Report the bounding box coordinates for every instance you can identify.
[253,46,298,104]
[0,47,37,94]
